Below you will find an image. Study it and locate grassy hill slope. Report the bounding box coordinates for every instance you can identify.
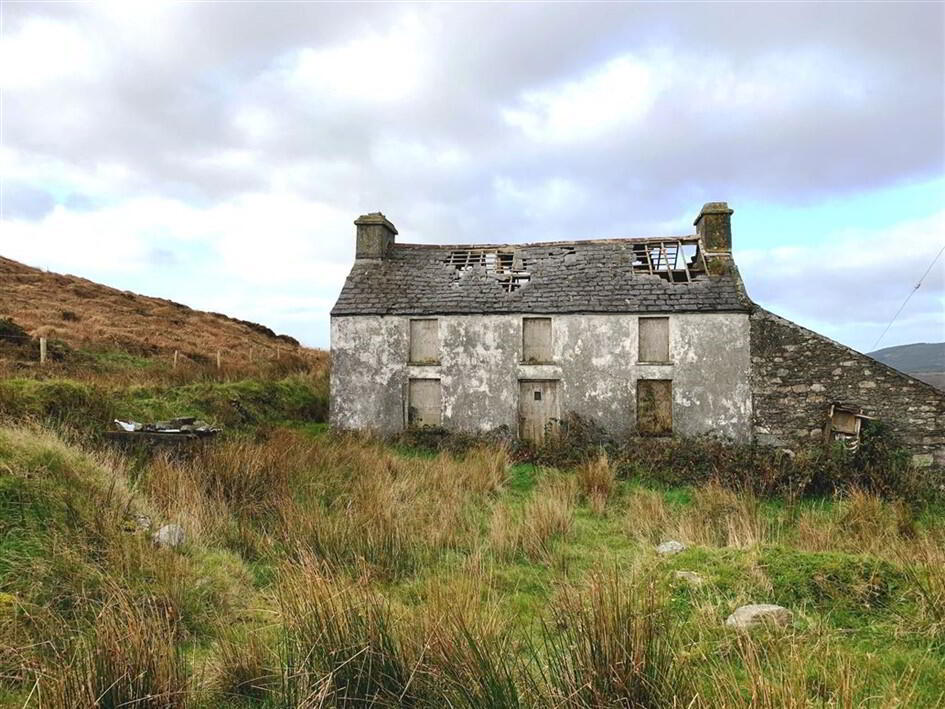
[0,255,307,365]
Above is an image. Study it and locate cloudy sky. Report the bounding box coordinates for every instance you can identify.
[1,1,943,352]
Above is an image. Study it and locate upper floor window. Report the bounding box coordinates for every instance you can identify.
[409,319,439,364]
[638,317,670,363]
[522,317,553,363]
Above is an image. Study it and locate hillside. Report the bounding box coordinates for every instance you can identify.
[868,342,945,373]
[868,342,945,390]
[0,255,308,365]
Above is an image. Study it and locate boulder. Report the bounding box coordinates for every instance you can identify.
[725,604,792,630]
[673,570,705,586]
[657,540,685,556]
[153,523,186,549]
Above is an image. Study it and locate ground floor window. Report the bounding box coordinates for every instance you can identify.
[408,378,441,427]
[637,379,672,435]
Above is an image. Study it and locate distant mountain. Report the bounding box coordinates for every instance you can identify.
[868,342,945,373]
[867,342,945,390]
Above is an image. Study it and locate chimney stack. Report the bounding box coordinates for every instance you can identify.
[355,212,397,260]
[694,202,733,253]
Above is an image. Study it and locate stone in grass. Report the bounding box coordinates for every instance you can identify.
[657,540,685,556]
[725,604,792,630]
[673,570,705,587]
[153,523,187,549]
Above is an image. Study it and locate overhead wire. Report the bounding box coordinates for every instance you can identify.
[870,241,945,352]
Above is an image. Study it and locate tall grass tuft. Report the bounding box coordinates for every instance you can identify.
[275,557,423,707]
[576,451,616,514]
[536,572,684,707]
[208,625,275,702]
[490,475,576,561]
[679,482,769,548]
[898,532,945,647]
[40,593,188,709]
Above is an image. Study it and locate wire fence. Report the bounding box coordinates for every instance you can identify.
[0,331,325,371]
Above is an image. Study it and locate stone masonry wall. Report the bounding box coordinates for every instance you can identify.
[750,307,945,465]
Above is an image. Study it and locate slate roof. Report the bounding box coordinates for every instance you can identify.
[331,237,750,316]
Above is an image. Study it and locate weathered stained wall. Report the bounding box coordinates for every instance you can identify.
[750,308,945,464]
[330,312,752,440]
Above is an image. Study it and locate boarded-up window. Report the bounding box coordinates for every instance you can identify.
[639,317,669,363]
[522,318,552,363]
[408,379,441,427]
[409,319,439,364]
[637,379,672,435]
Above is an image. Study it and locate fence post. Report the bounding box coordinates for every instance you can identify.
[173,350,179,369]
[39,337,47,365]
[216,349,221,370]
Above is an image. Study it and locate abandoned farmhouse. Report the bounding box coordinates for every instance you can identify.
[330,203,945,464]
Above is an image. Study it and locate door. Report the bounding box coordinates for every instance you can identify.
[637,379,672,435]
[519,380,559,443]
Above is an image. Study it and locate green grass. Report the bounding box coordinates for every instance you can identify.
[1,426,943,707]
[0,374,327,436]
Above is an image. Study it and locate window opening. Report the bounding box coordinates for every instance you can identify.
[637,379,672,435]
[409,319,439,364]
[408,378,442,428]
[523,317,553,363]
[639,317,670,363]
[823,403,873,452]
[534,390,542,401]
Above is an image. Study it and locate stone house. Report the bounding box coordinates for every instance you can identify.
[330,203,945,464]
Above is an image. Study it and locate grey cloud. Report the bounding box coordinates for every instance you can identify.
[6,2,942,219]
[2,183,55,220]
[4,2,943,348]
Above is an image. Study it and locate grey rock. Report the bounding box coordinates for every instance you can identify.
[153,523,186,549]
[673,570,705,586]
[725,604,792,630]
[657,540,685,556]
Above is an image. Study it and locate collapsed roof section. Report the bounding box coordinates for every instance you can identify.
[332,234,748,317]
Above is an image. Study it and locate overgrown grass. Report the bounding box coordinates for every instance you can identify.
[0,371,328,437]
[1,425,943,707]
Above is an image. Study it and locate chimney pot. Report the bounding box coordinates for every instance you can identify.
[354,212,397,259]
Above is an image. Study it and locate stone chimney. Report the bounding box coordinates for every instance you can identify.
[355,212,397,260]
[694,202,734,253]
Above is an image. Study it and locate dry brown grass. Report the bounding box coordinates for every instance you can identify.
[491,475,576,561]
[576,452,616,514]
[39,592,189,708]
[0,254,326,375]
[679,482,770,549]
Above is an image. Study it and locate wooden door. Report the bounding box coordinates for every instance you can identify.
[637,379,672,435]
[519,380,559,443]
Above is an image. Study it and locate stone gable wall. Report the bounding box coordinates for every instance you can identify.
[749,307,945,465]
